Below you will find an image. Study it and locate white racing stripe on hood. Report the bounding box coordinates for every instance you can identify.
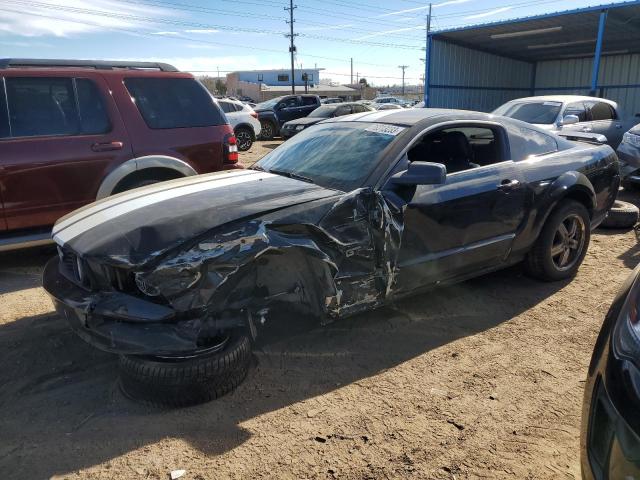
[53,169,254,235]
[54,171,274,245]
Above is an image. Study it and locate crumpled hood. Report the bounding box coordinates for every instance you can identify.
[53,169,339,266]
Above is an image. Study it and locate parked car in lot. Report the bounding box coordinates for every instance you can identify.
[280,102,374,139]
[373,96,408,107]
[493,95,633,148]
[0,58,238,251]
[44,108,620,407]
[216,98,261,151]
[254,94,321,139]
[375,103,404,110]
[581,264,640,479]
[321,97,343,104]
[616,124,640,188]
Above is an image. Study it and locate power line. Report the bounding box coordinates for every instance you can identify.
[0,6,404,69]
[4,0,423,49]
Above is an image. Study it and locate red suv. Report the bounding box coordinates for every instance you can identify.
[0,59,239,250]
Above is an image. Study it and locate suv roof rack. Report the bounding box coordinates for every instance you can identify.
[0,58,179,72]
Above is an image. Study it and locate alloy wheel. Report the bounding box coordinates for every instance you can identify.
[236,130,253,151]
[550,213,586,271]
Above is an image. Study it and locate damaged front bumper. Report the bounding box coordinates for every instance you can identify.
[43,257,208,355]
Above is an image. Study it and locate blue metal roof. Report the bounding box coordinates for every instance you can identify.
[432,0,640,62]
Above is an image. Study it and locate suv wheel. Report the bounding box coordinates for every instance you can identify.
[260,120,275,140]
[235,127,254,151]
[525,200,591,282]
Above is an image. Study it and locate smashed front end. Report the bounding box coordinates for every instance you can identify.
[43,188,404,356]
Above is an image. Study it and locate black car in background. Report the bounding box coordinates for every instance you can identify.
[254,94,321,139]
[582,266,640,479]
[280,102,375,139]
[44,109,619,407]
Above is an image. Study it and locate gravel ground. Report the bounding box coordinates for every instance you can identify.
[1,142,638,479]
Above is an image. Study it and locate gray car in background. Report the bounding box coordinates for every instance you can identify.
[617,124,640,187]
[493,95,634,148]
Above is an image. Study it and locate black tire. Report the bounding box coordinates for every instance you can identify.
[235,127,254,151]
[525,200,591,282]
[118,332,252,408]
[600,200,639,229]
[260,120,275,140]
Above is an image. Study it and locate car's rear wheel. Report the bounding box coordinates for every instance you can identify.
[260,120,275,140]
[235,127,254,151]
[118,330,252,408]
[525,200,591,282]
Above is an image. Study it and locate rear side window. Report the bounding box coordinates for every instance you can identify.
[508,125,558,160]
[0,81,9,138]
[5,77,79,137]
[125,78,224,129]
[218,101,234,114]
[76,79,110,134]
[588,101,616,121]
[301,96,317,106]
[564,102,588,122]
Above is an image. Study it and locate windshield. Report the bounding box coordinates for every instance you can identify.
[253,122,404,191]
[308,106,337,118]
[255,97,282,110]
[493,101,562,125]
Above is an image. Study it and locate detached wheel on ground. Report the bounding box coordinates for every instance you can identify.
[235,127,254,151]
[259,120,275,140]
[118,331,252,408]
[599,200,639,229]
[525,200,591,282]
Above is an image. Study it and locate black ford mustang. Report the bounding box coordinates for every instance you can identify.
[43,108,620,406]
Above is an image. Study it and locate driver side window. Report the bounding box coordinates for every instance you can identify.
[407,126,505,174]
[564,102,587,122]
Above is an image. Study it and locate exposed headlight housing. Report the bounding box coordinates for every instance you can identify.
[623,132,640,148]
[135,266,202,298]
[295,125,305,131]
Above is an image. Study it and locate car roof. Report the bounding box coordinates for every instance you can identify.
[504,95,618,107]
[324,108,494,126]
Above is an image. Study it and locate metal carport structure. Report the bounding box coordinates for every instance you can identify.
[425,0,640,116]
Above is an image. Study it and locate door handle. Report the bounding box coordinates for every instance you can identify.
[498,179,520,192]
[91,141,124,152]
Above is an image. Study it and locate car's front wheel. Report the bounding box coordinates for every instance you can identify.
[235,127,254,151]
[525,200,591,282]
[118,330,252,408]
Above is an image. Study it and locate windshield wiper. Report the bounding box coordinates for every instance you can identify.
[268,168,314,184]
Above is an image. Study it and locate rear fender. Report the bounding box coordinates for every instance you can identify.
[515,171,596,254]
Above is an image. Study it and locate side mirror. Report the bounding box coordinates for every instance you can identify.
[562,114,580,126]
[390,161,446,186]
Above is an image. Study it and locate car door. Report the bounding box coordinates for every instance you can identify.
[276,96,300,125]
[390,124,527,294]
[0,74,133,231]
[585,101,625,147]
[299,96,319,117]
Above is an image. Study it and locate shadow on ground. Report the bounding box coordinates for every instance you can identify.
[0,263,569,478]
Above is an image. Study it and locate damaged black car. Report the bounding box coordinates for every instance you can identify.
[43,108,620,407]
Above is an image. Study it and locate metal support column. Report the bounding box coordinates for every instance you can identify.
[590,9,608,96]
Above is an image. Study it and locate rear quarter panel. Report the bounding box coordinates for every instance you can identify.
[106,72,232,174]
[511,143,619,254]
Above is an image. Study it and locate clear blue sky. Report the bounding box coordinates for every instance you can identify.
[0,0,631,86]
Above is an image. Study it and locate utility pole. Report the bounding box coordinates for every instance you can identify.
[423,3,432,106]
[285,0,298,94]
[398,65,408,96]
[350,58,353,85]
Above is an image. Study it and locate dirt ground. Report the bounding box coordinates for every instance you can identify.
[1,142,639,479]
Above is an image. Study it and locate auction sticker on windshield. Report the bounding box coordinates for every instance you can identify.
[365,124,406,136]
